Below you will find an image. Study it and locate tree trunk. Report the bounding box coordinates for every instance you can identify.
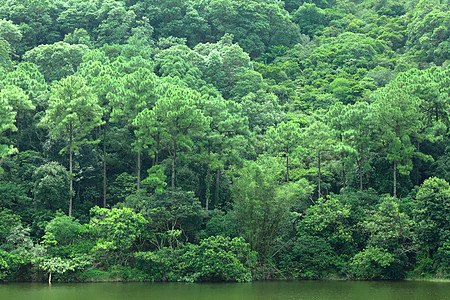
[318,152,322,198]
[48,270,52,285]
[171,142,177,190]
[96,126,99,155]
[393,161,397,198]
[342,160,346,189]
[103,123,107,208]
[16,111,20,165]
[215,168,220,208]
[340,134,345,189]
[205,170,211,211]
[359,144,364,192]
[155,135,160,165]
[286,154,289,183]
[69,127,73,217]
[136,151,141,190]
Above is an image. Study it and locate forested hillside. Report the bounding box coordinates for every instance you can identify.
[0,0,449,283]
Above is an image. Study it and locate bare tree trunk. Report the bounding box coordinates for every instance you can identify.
[16,111,20,166]
[342,160,346,189]
[359,144,364,192]
[286,154,289,183]
[171,142,177,190]
[205,171,211,211]
[69,127,73,217]
[136,151,141,190]
[96,126,99,155]
[48,270,52,285]
[156,136,160,165]
[103,124,107,208]
[393,161,397,198]
[215,168,220,208]
[318,153,322,198]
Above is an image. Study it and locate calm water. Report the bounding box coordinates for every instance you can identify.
[0,281,449,300]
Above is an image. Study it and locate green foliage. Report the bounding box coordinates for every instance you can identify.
[232,161,291,258]
[0,208,21,244]
[0,248,31,282]
[42,213,92,258]
[413,177,450,277]
[350,246,395,279]
[89,206,147,266]
[181,236,257,282]
[203,210,239,238]
[265,121,303,182]
[406,7,450,65]
[23,42,89,82]
[39,75,103,151]
[351,197,416,279]
[290,235,335,279]
[371,73,429,196]
[141,165,167,194]
[292,3,329,36]
[142,189,203,250]
[0,180,31,211]
[298,196,353,249]
[32,162,69,211]
[135,236,257,282]
[0,19,22,57]
[109,172,137,204]
[0,87,17,165]
[0,0,448,283]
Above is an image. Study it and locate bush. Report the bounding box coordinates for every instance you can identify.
[181,236,257,282]
[135,236,257,282]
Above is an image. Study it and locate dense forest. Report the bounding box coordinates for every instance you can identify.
[0,0,449,283]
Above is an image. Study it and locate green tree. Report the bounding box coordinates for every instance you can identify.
[78,59,123,207]
[38,256,75,284]
[134,84,208,189]
[371,75,428,197]
[89,206,147,266]
[31,162,69,212]
[206,0,301,57]
[0,208,21,245]
[195,94,250,210]
[181,236,257,282]
[0,85,34,164]
[141,189,203,250]
[400,67,449,126]
[95,0,137,46]
[113,68,158,190]
[298,196,353,250]
[23,42,89,82]
[414,177,450,276]
[232,161,291,258]
[301,119,335,198]
[265,121,302,183]
[351,197,416,279]
[0,88,16,172]
[328,101,377,191]
[42,213,92,260]
[0,19,22,58]
[39,76,103,216]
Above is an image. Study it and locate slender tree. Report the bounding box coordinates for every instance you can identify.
[372,77,425,197]
[0,89,16,173]
[134,84,208,190]
[266,121,302,183]
[1,85,35,165]
[302,119,334,199]
[113,68,158,190]
[39,76,103,216]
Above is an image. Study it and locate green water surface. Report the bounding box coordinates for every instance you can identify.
[0,280,449,300]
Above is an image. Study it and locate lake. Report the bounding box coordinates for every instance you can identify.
[0,280,449,300]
